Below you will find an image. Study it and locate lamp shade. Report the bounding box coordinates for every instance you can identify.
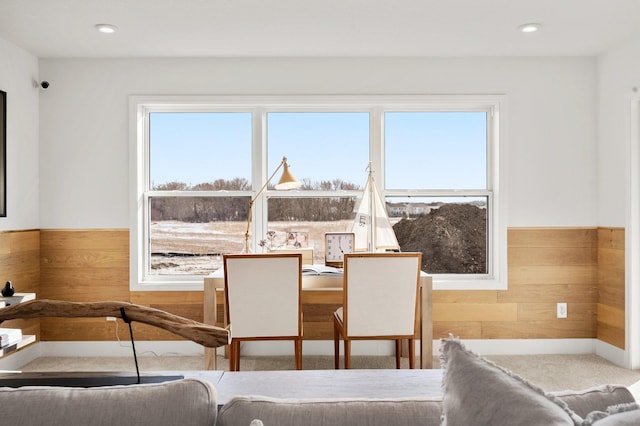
[274,162,301,190]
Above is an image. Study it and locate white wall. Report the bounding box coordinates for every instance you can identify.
[597,38,640,226]
[38,57,597,229]
[0,38,39,230]
[597,35,640,368]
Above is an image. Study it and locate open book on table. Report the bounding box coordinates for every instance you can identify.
[302,264,343,276]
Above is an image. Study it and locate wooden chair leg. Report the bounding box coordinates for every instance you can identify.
[232,340,241,371]
[237,342,242,371]
[333,318,340,369]
[344,339,351,369]
[408,338,415,369]
[236,341,241,371]
[294,338,302,370]
[395,339,402,369]
[228,340,236,371]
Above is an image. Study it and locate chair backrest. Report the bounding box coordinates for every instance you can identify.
[343,252,422,338]
[223,253,302,339]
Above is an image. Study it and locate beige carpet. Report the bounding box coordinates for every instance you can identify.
[483,354,640,392]
[20,353,640,394]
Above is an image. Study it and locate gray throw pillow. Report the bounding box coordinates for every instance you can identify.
[552,385,636,419]
[586,402,640,425]
[440,337,577,426]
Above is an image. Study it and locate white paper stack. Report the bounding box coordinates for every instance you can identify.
[0,328,22,348]
[1,293,36,306]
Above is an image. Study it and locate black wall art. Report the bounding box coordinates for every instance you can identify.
[0,90,5,217]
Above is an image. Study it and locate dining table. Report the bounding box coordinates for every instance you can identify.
[203,267,433,370]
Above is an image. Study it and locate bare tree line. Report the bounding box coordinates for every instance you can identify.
[151,178,360,222]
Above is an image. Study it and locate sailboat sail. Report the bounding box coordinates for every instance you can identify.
[350,171,400,252]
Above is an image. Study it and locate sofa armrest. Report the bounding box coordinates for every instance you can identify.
[0,378,217,426]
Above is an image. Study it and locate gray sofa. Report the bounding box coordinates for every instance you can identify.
[0,377,636,425]
[1,339,639,425]
[215,385,636,426]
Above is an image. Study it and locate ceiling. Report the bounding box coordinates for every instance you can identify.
[1,0,639,58]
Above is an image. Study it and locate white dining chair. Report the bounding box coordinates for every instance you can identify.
[333,252,422,369]
[223,253,303,371]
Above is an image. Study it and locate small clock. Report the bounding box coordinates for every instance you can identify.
[324,232,355,268]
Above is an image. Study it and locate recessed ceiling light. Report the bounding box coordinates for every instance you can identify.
[518,23,541,33]
[95,24,118,34]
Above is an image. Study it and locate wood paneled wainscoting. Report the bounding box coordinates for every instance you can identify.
[434,228,598,341]
[597,228,625,349]
[0,230,40,344]
[39,229,203,343]
[28,227,626,350]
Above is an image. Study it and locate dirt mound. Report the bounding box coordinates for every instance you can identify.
[393,204,486,273]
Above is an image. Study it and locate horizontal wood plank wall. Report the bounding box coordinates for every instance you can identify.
[597,228,625,349]
[0,230,40,345]
[433,228,598,340]
[36,227,620,345]
[39,229,202,342]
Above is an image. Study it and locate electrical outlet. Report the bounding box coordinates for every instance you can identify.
[556,303,567,319]
[106,316,117,322]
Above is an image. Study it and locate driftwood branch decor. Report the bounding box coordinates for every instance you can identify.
[0,299,230,348]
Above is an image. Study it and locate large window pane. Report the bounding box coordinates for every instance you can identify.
[134,96,501,291]
[149,112,252,189]
[385,112,487,189]
[149,196,250,274]
[388,196,488,274]
[267,112,369,189]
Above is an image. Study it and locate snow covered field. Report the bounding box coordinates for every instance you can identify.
[150,220,352,274]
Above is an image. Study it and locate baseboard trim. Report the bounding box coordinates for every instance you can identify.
[595,339,627,368]
[0,341,206,370]
[0,338,625,369]
[447,338,596,356]
[240,338,601,357]
[39,341,205,357]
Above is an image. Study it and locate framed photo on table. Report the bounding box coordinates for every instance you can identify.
[285,232,308,248]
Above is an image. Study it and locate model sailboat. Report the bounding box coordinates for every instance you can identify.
[350,164,400,252]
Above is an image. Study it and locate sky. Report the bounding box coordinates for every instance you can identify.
[149,111,487,190]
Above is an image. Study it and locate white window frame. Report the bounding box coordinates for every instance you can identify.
[130,95,508,291]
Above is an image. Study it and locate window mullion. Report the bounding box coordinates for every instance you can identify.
[252,108,267,253]
[371,107,384,191]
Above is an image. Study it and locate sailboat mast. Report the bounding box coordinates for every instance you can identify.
[368,163,375,252]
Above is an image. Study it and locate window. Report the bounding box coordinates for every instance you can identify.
[384,111,493,280]
[131,95,506,291]
[266,112,369,263]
